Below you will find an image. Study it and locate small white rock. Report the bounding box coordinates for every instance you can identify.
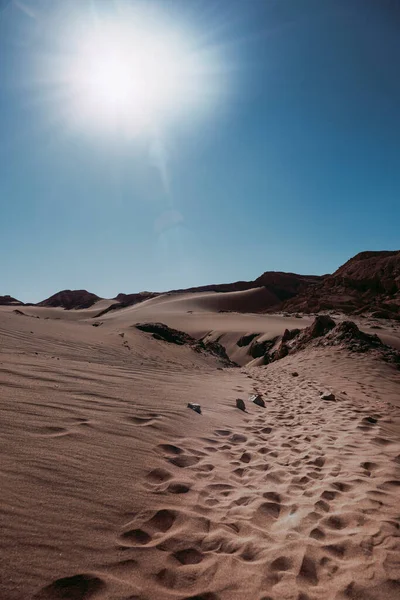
[320,392,336,401]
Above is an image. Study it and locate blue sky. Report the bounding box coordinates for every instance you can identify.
[1,0,399,303]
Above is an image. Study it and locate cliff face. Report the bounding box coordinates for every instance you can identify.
[252,272,323,302]
[281,251,400,317]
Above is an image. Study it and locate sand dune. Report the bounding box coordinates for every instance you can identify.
[106,287,281,316]
[1,299,400,600]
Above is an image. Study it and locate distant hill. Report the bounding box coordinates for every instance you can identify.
[281,251,400,317]
[8,250,399,318]
[37,290,100,310]
[0,295,23,306]
[168,272,323,303]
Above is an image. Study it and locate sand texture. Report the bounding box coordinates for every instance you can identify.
[1,294,400,600]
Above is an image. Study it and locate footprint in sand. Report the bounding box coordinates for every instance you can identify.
[323,515,350,530]
[320,490,339,501]
[166,481,191,494]
[262,491,282,503]
[200,437,219,445]
[120,528,152,546]
[33,573,106,599]
[261,427,273,434]
[309,527,326,540]
[379,479,400,491]
[158,443,184,455]
[314,500,330,513]
[154,568,178,589]
[326,543,350,561]
[173,548,205,565]
[145,509,177,533]
[239,544,261,562]
[168,455,200,468]
[360,461,379,474]
[120,509,179,552]
[229,433,247,444]
[373,437,393,446]
[253,500,281,521]
[197,463,215,473]
[239,451,252,463]
[331,481,352,492]
[146,468,173,484]
[297,552,319,586]
[232,467,246,478]
[270,556,293,571]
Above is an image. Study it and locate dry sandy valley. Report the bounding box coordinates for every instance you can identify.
[1,289,400,600]
[1,0,399,594]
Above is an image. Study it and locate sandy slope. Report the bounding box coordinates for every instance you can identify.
[0,294,400,600]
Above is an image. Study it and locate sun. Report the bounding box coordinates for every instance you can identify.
[70,25,181,121]
[35,5,230,137]
[63,17,205,134]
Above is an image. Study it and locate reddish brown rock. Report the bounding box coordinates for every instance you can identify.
[280,251,400,318]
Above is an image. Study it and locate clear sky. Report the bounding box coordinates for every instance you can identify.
[1,0,399,303]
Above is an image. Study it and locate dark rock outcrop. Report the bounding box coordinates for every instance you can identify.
[237,333,261,347]
[268,316,336,359]
[135,323,192,345]
[260,316,400,368]
[273,342,289,360]
[307,315,336,338]
[249,338,278,359]
[322,320,382,352]
[282,328,301,342]
[134,323,236,367]
[281,251,400,318]
[197,339,233,364]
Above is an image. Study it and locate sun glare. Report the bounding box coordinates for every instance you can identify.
[69,24,182,126]
[33,3,232,140]
[57,12,219,135]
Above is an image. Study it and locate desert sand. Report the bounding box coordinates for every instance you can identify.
[1,291,400,600]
